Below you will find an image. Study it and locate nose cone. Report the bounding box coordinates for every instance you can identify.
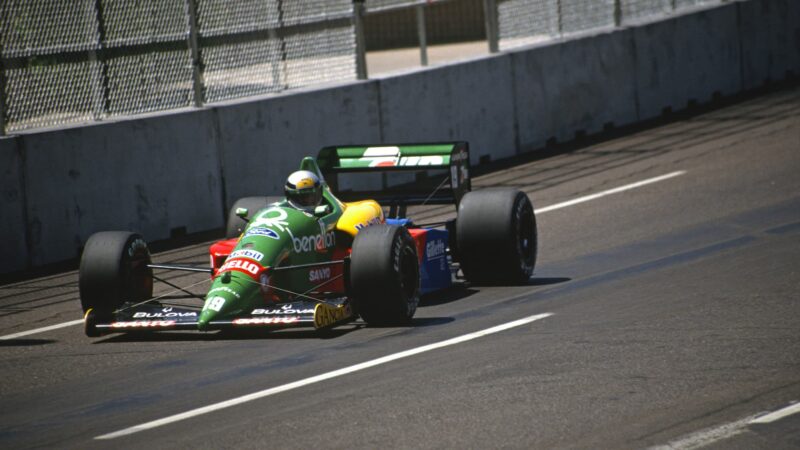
[197,308,217,331]
[199,271,260,331]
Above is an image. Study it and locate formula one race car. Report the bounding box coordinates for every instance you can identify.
[79,142,537,337]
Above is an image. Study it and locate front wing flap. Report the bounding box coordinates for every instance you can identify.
[89,298,355,334]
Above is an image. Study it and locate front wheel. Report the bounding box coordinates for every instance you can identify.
[456,189,537,284]
[349,225,420,326]
[79,231,153,317]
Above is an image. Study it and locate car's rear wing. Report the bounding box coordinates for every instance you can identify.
[317,142,471,211]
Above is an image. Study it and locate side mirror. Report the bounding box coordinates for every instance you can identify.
[314,205,330,216]
[235,207,249,220]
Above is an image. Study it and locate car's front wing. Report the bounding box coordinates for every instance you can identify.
[86,299,355,336]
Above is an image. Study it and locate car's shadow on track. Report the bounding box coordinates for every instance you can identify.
[94,325,363,343]
[441,277,570,291]
[419,285,479,307]
[527,277,571,286]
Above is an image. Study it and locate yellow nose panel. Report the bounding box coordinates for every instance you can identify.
[337,200,384,237]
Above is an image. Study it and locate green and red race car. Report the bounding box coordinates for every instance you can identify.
[79,142,538,337]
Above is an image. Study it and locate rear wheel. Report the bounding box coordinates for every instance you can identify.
[225,196,282,239]
[79,232,153,335]
[349,225,420,326]
[456,189,537,284]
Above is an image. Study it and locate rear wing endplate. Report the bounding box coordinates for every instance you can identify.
[317,142,471,209]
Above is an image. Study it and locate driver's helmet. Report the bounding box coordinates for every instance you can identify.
[285,170,323,212]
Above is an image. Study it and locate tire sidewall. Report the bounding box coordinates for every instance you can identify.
[79,232,153,315]
[349,225,420,325]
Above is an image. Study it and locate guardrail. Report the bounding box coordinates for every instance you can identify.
[0,0,728,136]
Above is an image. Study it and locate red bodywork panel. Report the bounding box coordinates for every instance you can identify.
[209,238,238,276]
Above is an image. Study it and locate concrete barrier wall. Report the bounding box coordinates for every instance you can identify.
[1,0,797,274]
[213,82,382,207]
[738,0,800,90]
[633,3,743,120]
[19,110,225,266]
[0,136,27,273]
[512,28,639,151]
[378,54,517,165]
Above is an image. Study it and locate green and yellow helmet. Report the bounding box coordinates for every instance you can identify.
[285,170,322,212]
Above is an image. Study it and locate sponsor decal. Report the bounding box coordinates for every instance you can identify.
[397,156,444,166]
[218,257,264,279]
[354,216,382,231]
[229,249,265,261]
[249,208,290,232]
[392,237,403,272]
[245,228,280,240]
[313,303,353,329]
[232,317,299,326]
[111,320,176,328]
[252,304,315,315]
[426,239,446,260]
[208,286,242,299]
[451,151,467,162]
[293,231,335,253]
[309,267,332,283]
[358,147,445,167]
[133,311,197,318]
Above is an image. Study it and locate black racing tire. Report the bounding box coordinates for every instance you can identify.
[456,188,537,284]
[79,231,153,317]
[225,196,282,239]
[349,225,420,326]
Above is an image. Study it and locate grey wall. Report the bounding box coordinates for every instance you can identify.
[214,82,383,208]
[378,54,517,163]
[512,29,640,151]
[0,137,26,273]
[738,0,800,90]
[633,4,743,119]
[1,0,797,274]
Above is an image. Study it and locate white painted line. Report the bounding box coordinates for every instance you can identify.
[0,319,84,341]
[750,401,800,424]
[96,312,554,440]
[5,171,685,341]
[648,414,759,450]
[535,171,687,214]
[651,401,800,449]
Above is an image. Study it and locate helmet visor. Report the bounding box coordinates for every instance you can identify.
[290,190,320,207]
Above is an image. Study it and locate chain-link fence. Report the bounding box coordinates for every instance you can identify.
[495,0,729,50]
[0,0,355,133]
[0,0,729,134]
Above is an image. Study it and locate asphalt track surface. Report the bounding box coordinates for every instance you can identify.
[1,85,799,449]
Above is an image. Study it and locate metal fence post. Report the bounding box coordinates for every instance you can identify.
[353,0,368,79]
[614,0,622,26]
[483,0,499,53]
[276,0,290,90]
[186,0,204,107]
[92,0,110,120]
[0,49,6,136]
[416,5,428,66]
[556,0,564,35]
